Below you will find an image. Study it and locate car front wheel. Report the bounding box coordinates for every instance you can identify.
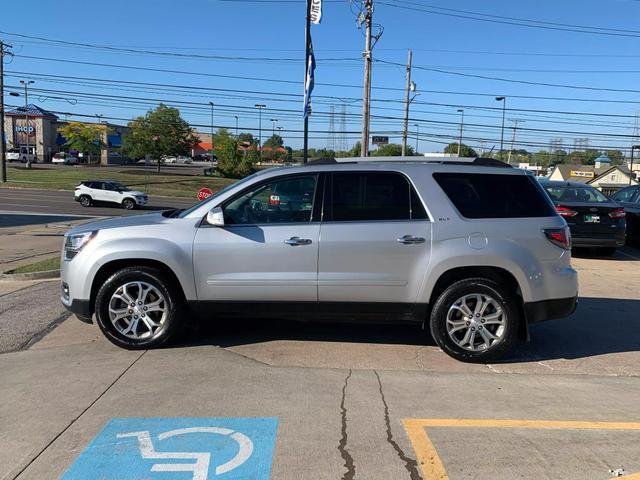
[94,267,180,349]
[122,198,136,210]
[429,277,519,363]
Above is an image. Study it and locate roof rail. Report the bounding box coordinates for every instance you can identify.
[331,156,512,168]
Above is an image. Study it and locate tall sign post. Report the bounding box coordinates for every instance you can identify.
[303,0,321,164]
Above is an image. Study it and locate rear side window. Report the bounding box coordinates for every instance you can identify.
[544,185,609,203]
[433,173,556,219]
[329,171,427,221]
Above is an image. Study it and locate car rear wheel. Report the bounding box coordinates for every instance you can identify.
[79,195,92,207]
[122,198,135,210]
[94,267,180,349]
[429,277,519,363]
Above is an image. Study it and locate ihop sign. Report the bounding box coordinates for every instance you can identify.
[16,125,35,134]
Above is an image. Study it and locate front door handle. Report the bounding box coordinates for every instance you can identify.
[397,235,426,245]
[284,236,313,246]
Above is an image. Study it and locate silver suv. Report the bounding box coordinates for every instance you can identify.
[60,158,578,362]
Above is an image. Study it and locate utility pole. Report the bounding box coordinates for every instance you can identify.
[208,102,214,155]
[401,49,412,157]
[1,40,13,183]
[255,104,266,160]
[360,0,373,157]
[507,119,523,164]
[234,115,239,137]
[496,96,506,160]
[19,80,34,169]
[457,109,465,156]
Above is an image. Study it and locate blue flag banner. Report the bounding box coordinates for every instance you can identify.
[303,40,316,118]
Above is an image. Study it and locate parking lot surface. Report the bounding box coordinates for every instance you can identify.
[1,221,639,479]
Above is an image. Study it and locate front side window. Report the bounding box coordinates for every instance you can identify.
[329,171,426,221]
[223,175,317,225]
[612,186,638,203]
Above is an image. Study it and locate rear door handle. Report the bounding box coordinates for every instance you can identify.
[397,235,426,245]
[284,236,312,246]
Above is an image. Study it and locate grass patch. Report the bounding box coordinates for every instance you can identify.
[4,166,236,198]
[8,256,60,274]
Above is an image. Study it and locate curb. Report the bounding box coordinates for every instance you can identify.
[0,270,61,281]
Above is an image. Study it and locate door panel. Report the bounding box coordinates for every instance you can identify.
[318,221,430,303]
[193,225,320,301]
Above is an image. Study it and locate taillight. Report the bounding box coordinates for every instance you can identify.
[543,227,571,250]
[609,208,625,219]
[556,205,578,217]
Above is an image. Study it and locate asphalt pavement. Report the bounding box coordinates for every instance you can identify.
[0,187,196,222]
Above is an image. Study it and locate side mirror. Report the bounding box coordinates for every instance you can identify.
[207,206,225,227]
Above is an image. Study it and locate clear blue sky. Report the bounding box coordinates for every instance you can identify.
[2,0,640,154]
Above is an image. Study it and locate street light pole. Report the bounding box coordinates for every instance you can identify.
[496,96,506,160]
[234,116,239,137]
[270,118,278,136]
[457,109,464,156]
[254,104,266,160]
[19,80,35,168]
[413,123,419,154]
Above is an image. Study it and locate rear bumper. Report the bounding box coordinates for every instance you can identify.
[572,237,625,248]
[524,296,577,324]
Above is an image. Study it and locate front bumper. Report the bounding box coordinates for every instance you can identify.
[62,296,93,323]
[135,196,149,206]
[524,296,577,324]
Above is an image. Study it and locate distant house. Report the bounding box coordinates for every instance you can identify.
[548,161,638,196]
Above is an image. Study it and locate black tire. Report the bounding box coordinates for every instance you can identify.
[79,195,92,207]
[122,198,136,210]
[429,277,520,363]
[94,266,181,349]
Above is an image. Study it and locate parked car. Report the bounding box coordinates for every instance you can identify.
[74,180,148,210]
[7,146,37,163]
[60,157,578,362]
[52,152,79,165]
[539,180,626,255]
[163,155,192,164]
[193,153,217,163]
[610,185,640,245]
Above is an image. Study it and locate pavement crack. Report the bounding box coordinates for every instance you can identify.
[338,369,355,480]
[374,370,422,480]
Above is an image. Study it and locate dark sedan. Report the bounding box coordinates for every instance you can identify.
[540,180,626,255]
[611,185,640,246]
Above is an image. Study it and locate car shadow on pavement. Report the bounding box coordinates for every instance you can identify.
[179,318,435,349]
[501,296,640,363]
[179,296,639,364]
[572,247,640,261]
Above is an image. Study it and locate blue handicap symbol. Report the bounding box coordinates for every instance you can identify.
[62,417,278,480]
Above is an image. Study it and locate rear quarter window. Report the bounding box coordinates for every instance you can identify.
[433,172,556,219]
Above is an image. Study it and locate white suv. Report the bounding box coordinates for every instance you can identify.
[74,180,148,210]
[60,158,578,362]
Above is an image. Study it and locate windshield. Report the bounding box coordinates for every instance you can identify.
[544,185,610,203]
[178,172,262,218]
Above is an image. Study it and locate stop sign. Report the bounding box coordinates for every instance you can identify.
[197,187,213,201]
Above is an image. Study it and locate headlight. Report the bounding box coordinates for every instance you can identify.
[64,230,98,260]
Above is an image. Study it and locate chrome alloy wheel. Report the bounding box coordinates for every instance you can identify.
[108,281,167,340]
[446,293,506,352]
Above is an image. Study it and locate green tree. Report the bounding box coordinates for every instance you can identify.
[372,143,414,156]
[262,134,285,162]
[58,121,107,164]
[122,104,198,173]
[444,143,477,158]
[215,129,255,178]
[348,142,361,157]
[605,150,624,166]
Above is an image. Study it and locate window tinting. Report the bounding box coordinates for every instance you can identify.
[612,186,639,203]
[544,185,609,203]
[434,173,556,219]
[223,175,317,224]
[330,172,424,221]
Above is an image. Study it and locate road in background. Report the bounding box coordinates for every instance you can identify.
[0,188,197,220]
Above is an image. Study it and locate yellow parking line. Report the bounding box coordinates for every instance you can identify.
[402,418,640,480]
